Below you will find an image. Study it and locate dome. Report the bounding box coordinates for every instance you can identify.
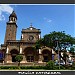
[9,11,17,19]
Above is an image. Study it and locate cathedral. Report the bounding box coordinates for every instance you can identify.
[0,11,65,66]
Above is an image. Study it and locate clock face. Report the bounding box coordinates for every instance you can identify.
[29,35,34,41]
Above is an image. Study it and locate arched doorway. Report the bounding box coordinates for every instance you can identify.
[10,49,19,62]
[24,47,35,62]
[42,49,52,62]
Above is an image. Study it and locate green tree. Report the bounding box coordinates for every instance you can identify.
[45,60,55,70]
[15,55,23,68]
[35,38,45,49]
[36,31,75,49]
[69,46,75,61]
[70,61,75,70]
[36,31,75,64]
[69,47,75,55]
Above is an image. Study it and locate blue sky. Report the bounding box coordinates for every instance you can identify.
[0,4,75,45]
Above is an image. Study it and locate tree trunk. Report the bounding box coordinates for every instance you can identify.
[18,62,20,69]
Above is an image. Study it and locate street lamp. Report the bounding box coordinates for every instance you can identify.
[55,37,60,69]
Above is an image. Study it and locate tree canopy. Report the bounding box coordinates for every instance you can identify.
[69,47,75,55]
[15,55,23,67]
[36,31,75,50]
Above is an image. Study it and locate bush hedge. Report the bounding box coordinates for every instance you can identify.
[0,65,75,70]
[0,66,65,70]
[0,66,46,70]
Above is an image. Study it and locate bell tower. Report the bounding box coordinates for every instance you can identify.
[4,11,17,44]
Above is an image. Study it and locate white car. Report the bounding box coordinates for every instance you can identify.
[55,60,65,65]
[67,62,73,65]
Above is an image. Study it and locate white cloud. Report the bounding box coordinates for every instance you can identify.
[0,4,13,21]
[0,14,5,21]
[44,17,52,23]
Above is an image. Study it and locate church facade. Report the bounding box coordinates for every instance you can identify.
[0,11,58,65]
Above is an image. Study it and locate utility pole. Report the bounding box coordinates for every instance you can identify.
[56,38,60,69]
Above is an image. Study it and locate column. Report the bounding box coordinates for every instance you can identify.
[6,46,9,53]
[3,61,4,64]
[20,47,22,54]
[5,54,8,63]
[5,46,9,63]
[39,34,41,39]
[38,49,42,63]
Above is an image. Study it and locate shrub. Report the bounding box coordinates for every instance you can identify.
[45,60,55,70]
[20,66,45,69]
[70,62,75,70]
[0,66,18,69]
[15,55,23,67]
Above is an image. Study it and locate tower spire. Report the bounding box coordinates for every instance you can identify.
[9,11,17,23]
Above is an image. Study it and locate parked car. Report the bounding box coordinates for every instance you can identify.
[67,60,73,65]
[55,60,65,65]
[67,61,73,65]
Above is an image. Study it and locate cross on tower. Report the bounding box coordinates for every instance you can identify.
[30,23,32,27]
